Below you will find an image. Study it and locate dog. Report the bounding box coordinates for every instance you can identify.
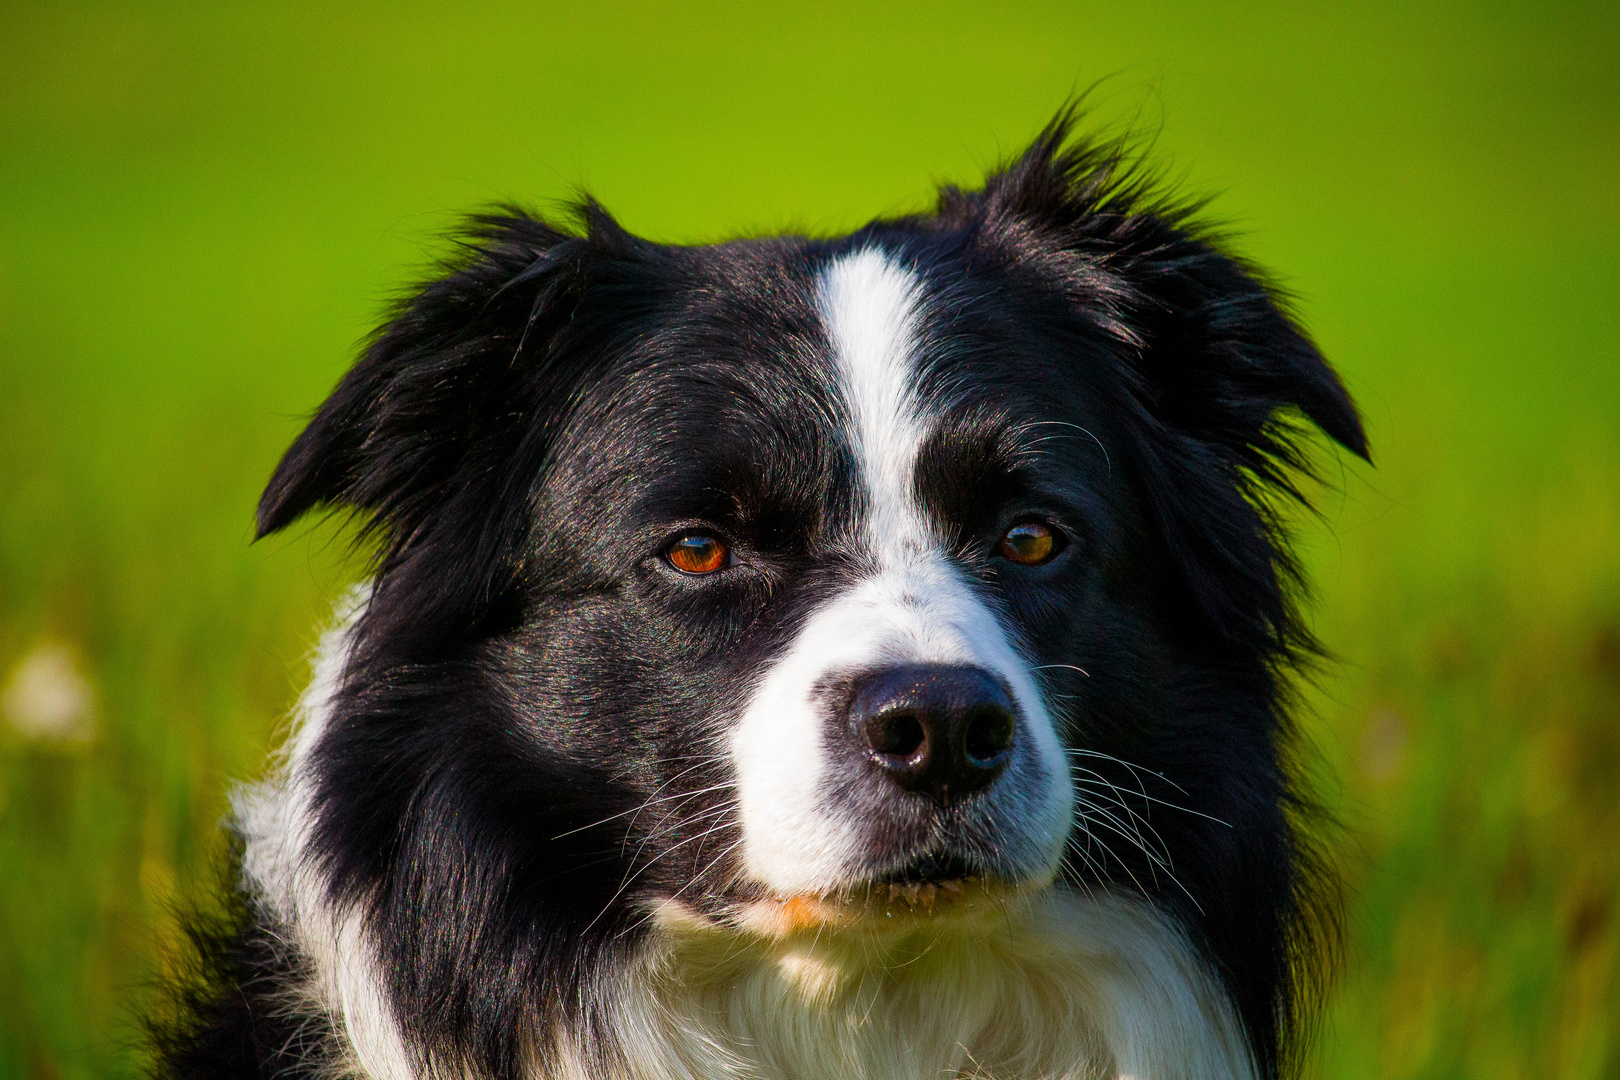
[151,111,1367,1080]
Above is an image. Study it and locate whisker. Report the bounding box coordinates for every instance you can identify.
[1073,787,1173,867]
[635,801,739,850]
[632,782,736,834]
[585,818,742,936]
[1068,766,1168,845]
[608,834,747,941]
[1074,796,1172,872]
[553,758,729,840]
[627,763,732,830]
[1066,760,1231,827]
[1067,756,1152,804]
[549,780,731,841]
[1068,826,1153,898]
[1064,831,1112,884]
[1068,809,1206,916]
[1016,420,1112,478]
[1065,748,1190,796]
[621,795,737,868]
[1087,780,1231,829]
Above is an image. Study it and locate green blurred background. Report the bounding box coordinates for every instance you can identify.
[2,3,1616,1077]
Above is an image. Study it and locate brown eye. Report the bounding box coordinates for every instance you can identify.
[996,521,1061,566]
[665,534,731,575]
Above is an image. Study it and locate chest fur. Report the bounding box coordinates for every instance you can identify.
[548,894,1253,1080]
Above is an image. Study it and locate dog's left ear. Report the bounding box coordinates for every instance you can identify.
[978,112,1369,654]
[1113,216,1369,655]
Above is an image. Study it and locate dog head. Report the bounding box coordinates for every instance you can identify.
[257,114,1365,1079]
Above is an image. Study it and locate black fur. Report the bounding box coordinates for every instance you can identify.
[152,109,1364,1080]
[146,866,340,1079]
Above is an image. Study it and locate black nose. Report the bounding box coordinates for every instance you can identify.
[848,664,1017,805]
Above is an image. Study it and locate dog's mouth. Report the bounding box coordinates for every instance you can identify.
[877,850,976,885]
[860,850,980,910]
[724,850,1048,937]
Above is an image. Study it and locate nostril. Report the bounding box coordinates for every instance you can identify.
[964,708,1015,766]
[846,664,1018,802]
[865,710,926,760]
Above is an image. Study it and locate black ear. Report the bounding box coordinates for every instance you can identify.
[257,208,598,653]
[1119,228,1369,657]
[981,111,1369,655]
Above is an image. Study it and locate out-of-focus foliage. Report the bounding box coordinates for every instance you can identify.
[1,3,1615,1077]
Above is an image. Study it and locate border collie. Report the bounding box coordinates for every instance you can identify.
[153,111,1367,1080]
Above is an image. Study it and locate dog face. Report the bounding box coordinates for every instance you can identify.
[544,246,1087,906]
[252,120,1365,1079]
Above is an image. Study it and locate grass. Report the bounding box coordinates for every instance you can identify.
[1,2,1616,1077]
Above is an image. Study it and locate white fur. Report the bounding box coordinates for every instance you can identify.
[567,890,1255,1080]
[235,586,421,1080]
[820,247,931,566]
[729,249,1073,896]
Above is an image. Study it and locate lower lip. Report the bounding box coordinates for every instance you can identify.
[736,877,1042,937]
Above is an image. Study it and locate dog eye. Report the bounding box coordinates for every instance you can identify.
[665,534,731,575]
[996,521,1062,566]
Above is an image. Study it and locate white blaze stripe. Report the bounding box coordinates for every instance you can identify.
[729,249,1073,896]
[818,248,933,559]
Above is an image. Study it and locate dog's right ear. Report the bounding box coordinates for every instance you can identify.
[254,209,643,653]
[256,210,588,542]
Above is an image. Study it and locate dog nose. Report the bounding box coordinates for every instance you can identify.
[848,664,1017,805]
